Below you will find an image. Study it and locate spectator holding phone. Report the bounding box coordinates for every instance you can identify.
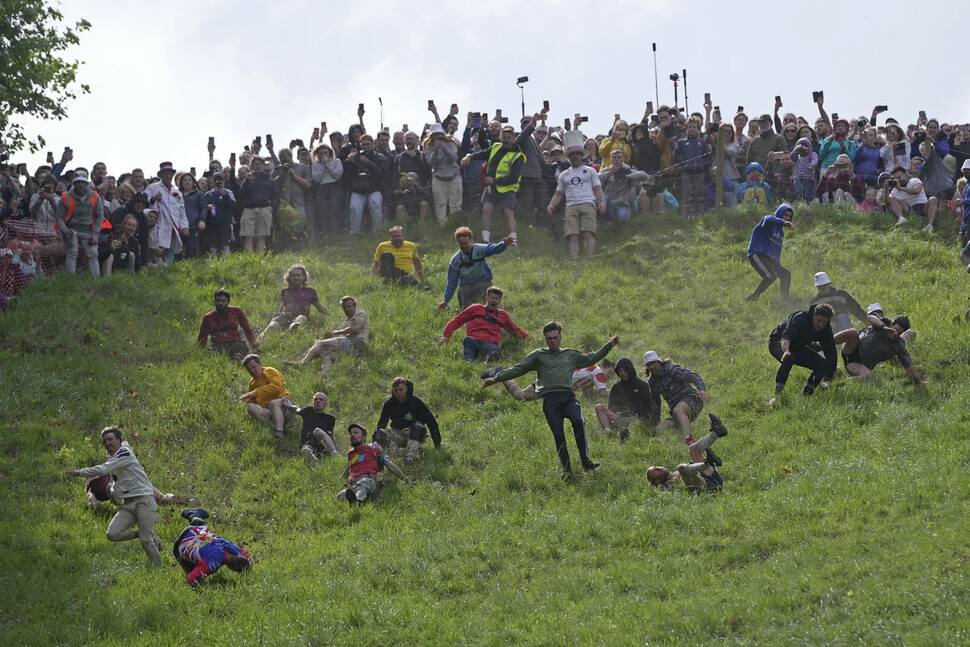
[790,138,819,202]
[424,124,462,226]
[746,114,787,169]
[177,172,206,259]
[853,128,884,187]
[816,154,864,207]
[886,165,938,231]
[881,123,913,175]
[818,119,857,173]
[310,144,344,240]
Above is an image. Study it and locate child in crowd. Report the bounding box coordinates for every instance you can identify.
[858,187,880,214]
[737,163,774,206]
[790,137,819,202]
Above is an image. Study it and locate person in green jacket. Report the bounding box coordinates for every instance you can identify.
[482,321,619,479]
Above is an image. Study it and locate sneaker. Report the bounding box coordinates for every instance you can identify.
[372,429,390,448]
[561,469,575,481]
[802,386,814,396]
[819,380,832,390]
[404,455,417,465]
[768,397,778,407]
[480,365,504,380]
[895,216,907,226]
[705,447,723,467]
[618,427,631,442]
[581,459,600,472]
[344,488,357,505]
[331,450,341,457]
[708,413,728,437]
[923,223,934,232]
[966,263,970,274]
[744,293,758,302]
[181,508,209,523]
[301,444,319,465]
[274,429,286,439]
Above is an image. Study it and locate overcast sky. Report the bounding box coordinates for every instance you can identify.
[13,0,969,177]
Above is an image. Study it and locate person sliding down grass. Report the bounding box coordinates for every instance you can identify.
[174,509,252,587]
[642,351,710,434]
[338,424,409,506]
[647,413,728,493]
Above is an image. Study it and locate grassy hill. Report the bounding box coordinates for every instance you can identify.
[3,204,970,646]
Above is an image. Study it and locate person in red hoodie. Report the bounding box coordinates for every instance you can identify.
[438,286,529,363]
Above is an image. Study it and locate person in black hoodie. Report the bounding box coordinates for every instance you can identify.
[373,377,441,464]
[768,303,837,399]
[110,192,150,270]
[594,356,659,439]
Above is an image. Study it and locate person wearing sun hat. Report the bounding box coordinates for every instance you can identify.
[55,168,105,276]
[809,271,867,333]
[547,129,607,260]
[144,161,188,262]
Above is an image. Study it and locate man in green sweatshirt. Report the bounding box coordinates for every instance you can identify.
[482,321,619,479]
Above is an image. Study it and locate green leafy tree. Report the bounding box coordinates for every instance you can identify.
[0,0,91,154]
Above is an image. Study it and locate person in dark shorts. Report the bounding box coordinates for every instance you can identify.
[745,203,796,302]
[647,413,729,493]
[256,263,329,343]
[296,391,340,463]
[834,313,925,385]
[768,303,837,400]
[643,351,710,434]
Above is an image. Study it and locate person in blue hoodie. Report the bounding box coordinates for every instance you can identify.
[745,203,796,302]
[736,162,774,206]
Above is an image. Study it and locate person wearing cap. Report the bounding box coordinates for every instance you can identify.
[460,112,545,243]
[642,351,710,434]
[817,153,865,207]
[744,203,796,302]
[439,285,529,363]
[886,165,937,231]
[833,312,924,385]
[53,168,105,275]
[437,226,514,311]
[482,322,619,479]
[424,124,462,225]
[338,423,408,505]
[547,131,608,261]
[372,225,424,288]
[174,509,252,587]
[204,172,236,256]
[144,162,188,262]
[809,272,867,333]
[818,119,858,174]
[746,114,788,169]
[768,303,837,398]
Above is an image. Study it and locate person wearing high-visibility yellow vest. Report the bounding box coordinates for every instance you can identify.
[461,111,547,245]
[55,169,105,276]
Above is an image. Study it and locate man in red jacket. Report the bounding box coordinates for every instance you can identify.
[438,286,529,363]
[197,289,258,359]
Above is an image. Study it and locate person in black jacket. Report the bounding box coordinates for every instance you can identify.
[373,377,440,464]
[343,134,388,234]
[768,303,837,399]
[594,356,659,439]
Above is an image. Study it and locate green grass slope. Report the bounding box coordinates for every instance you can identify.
[3,205,970,646]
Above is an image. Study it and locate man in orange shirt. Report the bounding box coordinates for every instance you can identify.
[240,354,295,438]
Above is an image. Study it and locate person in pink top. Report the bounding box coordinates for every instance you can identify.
[256,263,330,342]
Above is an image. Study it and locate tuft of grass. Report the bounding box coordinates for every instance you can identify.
[3,204,970,644]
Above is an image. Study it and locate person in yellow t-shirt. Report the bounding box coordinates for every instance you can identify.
[372,225,425,288]
[240,354,295,438]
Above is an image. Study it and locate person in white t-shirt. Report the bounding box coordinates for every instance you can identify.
[887,165,938,231]
[547,135,607,260]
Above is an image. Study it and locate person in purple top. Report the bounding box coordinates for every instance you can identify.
[256,263,330,343]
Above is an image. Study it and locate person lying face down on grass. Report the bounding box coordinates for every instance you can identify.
[174,509,252,587]
[647,413,729,493]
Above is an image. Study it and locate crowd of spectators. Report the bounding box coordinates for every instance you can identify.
[2,95,969,309]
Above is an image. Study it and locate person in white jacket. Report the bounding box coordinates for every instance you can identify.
[144,162,188,263]
[65,426,163,565]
